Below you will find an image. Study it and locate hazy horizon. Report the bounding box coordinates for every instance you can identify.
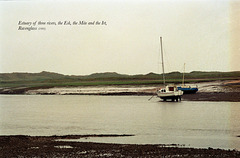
[1,69,240,76]
[1,0,240,76]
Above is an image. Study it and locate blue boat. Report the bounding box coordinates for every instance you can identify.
[177,85,198,94]
[177,63,198,94]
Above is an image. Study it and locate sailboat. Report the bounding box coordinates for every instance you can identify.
[156,37,183,101]
[177,63,198,94]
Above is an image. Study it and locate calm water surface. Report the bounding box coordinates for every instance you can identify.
[0,95,239,150]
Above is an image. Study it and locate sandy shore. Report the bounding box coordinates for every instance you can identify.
[1,79,240,102]
[182,92,240,102]
[1,135,239,158]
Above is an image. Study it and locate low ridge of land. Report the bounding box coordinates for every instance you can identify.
[0,71,240,91]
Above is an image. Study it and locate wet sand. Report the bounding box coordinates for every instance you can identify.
[182,92,240,102]
[181,80,240,102]
[1,79,240,102]
[1,135,240,158]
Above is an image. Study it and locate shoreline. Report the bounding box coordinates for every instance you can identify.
[1,135,239,157]
[2,92,240,102]
[182,92,240,102]
[1,80,240,102]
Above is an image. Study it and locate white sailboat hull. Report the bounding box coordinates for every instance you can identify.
[157,90,183,99]
[156,37,183,102]
[156,85,183,101]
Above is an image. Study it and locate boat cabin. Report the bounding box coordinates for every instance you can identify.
[160,85,178,92]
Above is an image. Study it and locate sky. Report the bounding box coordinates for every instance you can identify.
[0,0,239,75]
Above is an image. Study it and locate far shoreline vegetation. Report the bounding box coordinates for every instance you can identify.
[0,71,240,89]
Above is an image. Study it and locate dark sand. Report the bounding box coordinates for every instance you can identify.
[1,80,240,102]
[182,92,240,102]
[1,135,240,158]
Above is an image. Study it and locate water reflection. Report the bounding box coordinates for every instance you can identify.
[230,102,240,149]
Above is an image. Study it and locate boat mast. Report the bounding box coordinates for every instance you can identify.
[160,37,165,85]
[182,63,185,85]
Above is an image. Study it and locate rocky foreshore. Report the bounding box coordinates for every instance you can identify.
[0,135,239,158]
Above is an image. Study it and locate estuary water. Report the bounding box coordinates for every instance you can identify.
[0,95,239,150]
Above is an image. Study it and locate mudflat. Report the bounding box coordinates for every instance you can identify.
[1,135,240,158]
[1,80,240,102]
[183,92,240,102]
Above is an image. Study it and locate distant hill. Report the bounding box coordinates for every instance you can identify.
[188,71,240,79]
[0,71,67,81]
[0,71,131,82]
[0,71,240,91]
[0,71,240,82]
[83,72,129,79]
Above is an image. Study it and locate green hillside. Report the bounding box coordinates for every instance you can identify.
[0,71,240,89]
[0,71,67,81]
